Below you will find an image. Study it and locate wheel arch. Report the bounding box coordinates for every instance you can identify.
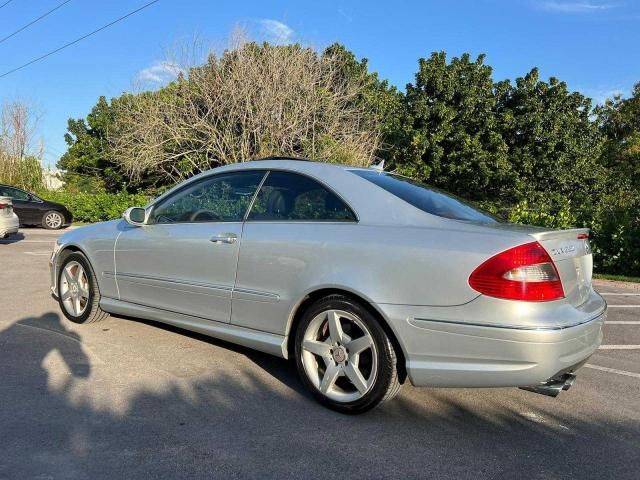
[55,244,101,292]
[57,244,88,265]
[285,286,408,383]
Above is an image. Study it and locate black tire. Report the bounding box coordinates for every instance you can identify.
[42,210,65,230]
[294,294,401,414]
[57,252,109,324]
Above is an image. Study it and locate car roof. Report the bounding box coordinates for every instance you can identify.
[214,158,366,172]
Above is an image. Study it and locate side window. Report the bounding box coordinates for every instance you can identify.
[7,187,30,201]
[247,171,356,222]
[149,171,266,224]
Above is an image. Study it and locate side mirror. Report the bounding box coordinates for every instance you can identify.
[123,207,147,226]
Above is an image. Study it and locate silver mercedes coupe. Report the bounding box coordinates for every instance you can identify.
[50,159,606,413]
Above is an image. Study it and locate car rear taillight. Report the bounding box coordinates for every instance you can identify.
[0,202,8,209]
[469,241,564,301]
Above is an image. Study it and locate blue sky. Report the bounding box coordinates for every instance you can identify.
[0,0,638,167]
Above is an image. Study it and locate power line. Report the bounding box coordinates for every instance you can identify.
[0,0,15,10]
[0,0,73,45]
[0,0,161,79]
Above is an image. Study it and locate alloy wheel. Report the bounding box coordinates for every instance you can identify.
[60,261,90,317]
[45,212,63,229]
[301,309,378,402]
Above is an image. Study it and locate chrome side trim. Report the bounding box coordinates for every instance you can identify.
[232,287,280,303]
[99,297,287,358]
[411,309,606,332]
[113,271,233,293]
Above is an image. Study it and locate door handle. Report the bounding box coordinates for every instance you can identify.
[210,233,237,244]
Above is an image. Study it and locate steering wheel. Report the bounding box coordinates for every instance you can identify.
[189,209,221,222]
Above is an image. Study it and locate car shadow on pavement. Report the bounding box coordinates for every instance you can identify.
[0,232,25,244]
[1,312,639,479]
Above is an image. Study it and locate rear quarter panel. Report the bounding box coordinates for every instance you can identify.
[231,221,528,335]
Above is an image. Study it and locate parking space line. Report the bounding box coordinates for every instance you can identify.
[585,364,640,378]
[606,321,640,324]
[600,293,640,296]
[606,305,640,308]
[599,345,640,349]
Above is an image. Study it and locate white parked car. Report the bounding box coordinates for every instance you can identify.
[0,196,19,238]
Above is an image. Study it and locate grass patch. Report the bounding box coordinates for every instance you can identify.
[594,273,640,284]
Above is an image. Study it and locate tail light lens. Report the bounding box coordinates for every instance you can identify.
[469,241,564,301]
[0,202,9,210]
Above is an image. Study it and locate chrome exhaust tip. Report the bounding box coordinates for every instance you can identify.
[562,373,576,391]
[519,373,577,398]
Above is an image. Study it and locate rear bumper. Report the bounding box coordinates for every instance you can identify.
[377,293,606,388]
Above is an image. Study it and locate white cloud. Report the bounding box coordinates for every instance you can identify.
[137,61,186,85]
[257,19,294,44]
[539,1,614,14]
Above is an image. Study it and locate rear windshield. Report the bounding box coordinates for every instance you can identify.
[350,170,499,223]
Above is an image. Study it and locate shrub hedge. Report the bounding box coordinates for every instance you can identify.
[41,191,150,224]
[502,200,640,277]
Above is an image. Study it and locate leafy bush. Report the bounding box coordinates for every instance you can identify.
[493,195,640,277]
[40,190,150,223]
[588,201,640,277]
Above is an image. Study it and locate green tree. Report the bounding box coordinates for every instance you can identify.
[402,52,513,201]
[495,69,606,205]
[596,82,640,189]
[58,96,122,192]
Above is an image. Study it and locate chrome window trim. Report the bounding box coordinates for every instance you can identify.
[243,170,270,221]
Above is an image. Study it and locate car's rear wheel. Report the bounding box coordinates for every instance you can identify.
[57,252,108,324]
[43,210,64,230]
[294,294,401,414]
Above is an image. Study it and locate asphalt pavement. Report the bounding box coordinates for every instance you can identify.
[1,228,639,479]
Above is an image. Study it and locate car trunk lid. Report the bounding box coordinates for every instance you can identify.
[526,228,592,307]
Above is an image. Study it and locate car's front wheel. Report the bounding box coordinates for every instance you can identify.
[57,252,108,324]
[294,294,401,414]
[43,210,64,230]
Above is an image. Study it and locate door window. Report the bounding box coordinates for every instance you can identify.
[247,171,356,221]
[149,171,266,224]
[3,187,30,201]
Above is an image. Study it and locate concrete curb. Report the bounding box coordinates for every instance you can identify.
[593,278,640,291]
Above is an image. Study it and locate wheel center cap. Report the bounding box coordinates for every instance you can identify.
[332,346,347,364]
[70,283,79,294]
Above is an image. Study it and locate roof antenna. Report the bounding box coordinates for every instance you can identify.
[371,159,385,172]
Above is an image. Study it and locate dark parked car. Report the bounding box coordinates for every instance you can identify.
[0,185,72,229]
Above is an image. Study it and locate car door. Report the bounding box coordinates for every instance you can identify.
[231,170,358,334]
[114,170,267,323]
